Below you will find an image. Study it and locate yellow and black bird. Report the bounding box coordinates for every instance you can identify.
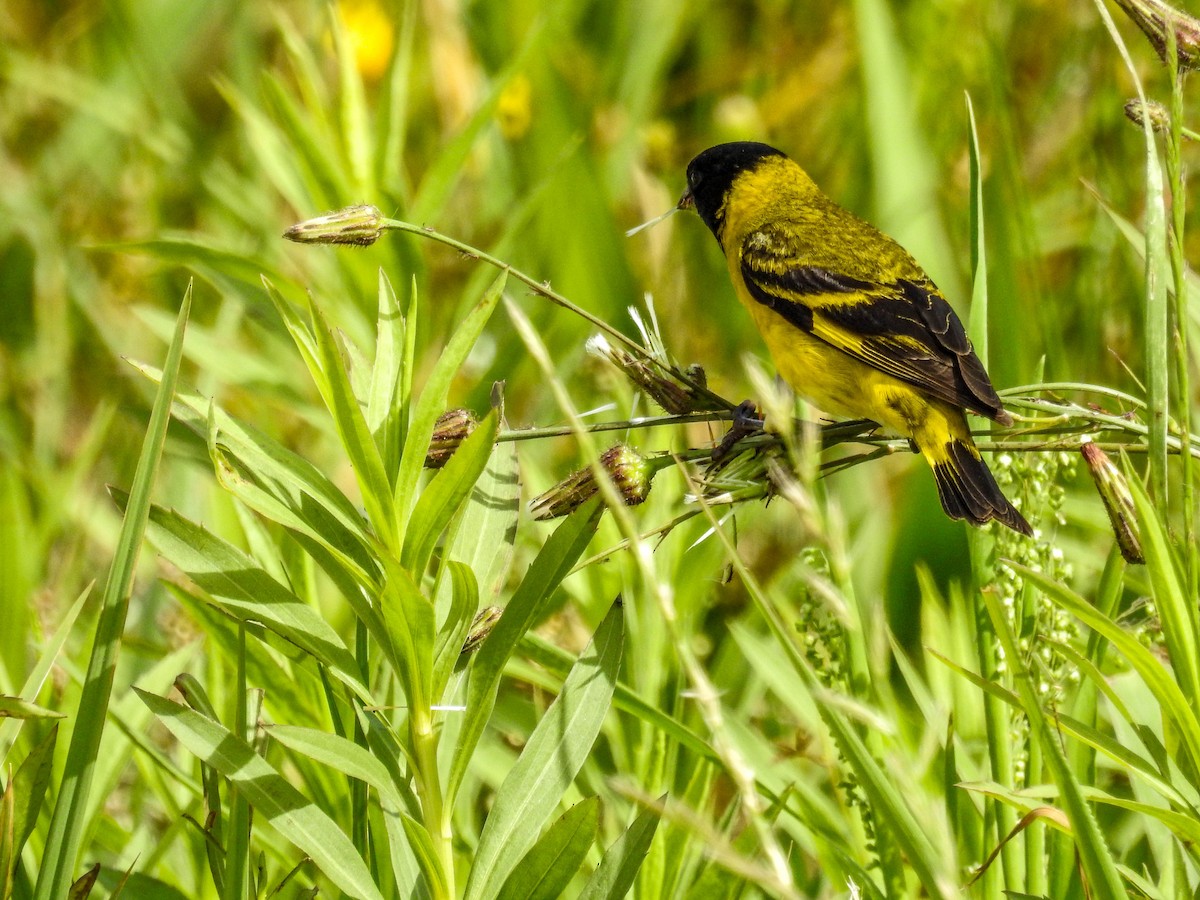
[679,141,1030,535]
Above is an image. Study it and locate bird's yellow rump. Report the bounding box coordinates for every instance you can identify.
[679,141,1030,535]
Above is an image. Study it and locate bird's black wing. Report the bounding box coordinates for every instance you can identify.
[739,223,1009,422]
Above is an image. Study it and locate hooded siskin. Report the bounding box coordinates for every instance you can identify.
[680,141,1030,535]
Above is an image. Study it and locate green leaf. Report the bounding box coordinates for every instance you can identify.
[432,560,480,699]
[447,503,601,806]
[402,407,500,577]
[443,405,520,605]
[135,691,383,900]
[496,797,600,900]
[394,270,505,537]
[1126,461,1200,717]
[379,558,435,711]
[578,800,661,900]
[399,810,449,900]
[305,288,401,555]
[367,270,405,475]
[268,725,402,807]
[10,725,58,862]
[129,368,379,581]
[0,696,65,719]
[464,598,624,900]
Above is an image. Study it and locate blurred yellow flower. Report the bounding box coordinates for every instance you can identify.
[340,0,394,81]
[497,74,532,140]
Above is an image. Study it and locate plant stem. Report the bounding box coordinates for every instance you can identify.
[1165,54,1198,597]
[412,711,453,900]
[381,217,735,412]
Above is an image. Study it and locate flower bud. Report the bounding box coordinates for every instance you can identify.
[586,334,716,414]
[1124,98,1173,133]
[1113,0,1200,70]
[1081,441,1144,564]
[283,205,385,246]
[461,606,502,655]
[529,444,654,520]
[425,408,479,469]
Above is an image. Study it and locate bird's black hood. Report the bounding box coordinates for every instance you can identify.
[680,142,786,239]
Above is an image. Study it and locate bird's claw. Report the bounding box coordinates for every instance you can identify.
[712,400,765,462]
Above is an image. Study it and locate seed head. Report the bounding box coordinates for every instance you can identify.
[1113,0,1200,70]
[425,408,479,469]
[461,606,502,655]
[529,444,654,520]
[1081,441,1144,565]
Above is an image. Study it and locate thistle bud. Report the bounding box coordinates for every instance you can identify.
[461,606,502,655]
[425,408,479,469]
[1081,441,1144,564]
[283,205,385,246]
[1113,0,1200,70]
[529,444,654,520]
[585,334,716,414]
[1124,98,1173,133]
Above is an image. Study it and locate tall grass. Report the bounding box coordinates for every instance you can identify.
[1,0,1199,897]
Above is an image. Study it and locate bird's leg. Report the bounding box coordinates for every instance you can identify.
[712,399,765,462]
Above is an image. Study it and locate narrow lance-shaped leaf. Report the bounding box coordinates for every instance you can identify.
[306,288,401,556]
[402,407,500,577]
[578,800,662,900]
[496,797,600,900]
[464,598,624,900]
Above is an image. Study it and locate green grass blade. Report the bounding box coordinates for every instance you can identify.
[135,690,384,900]
[1092,0,1170,505]
[496,797,600,900]
[981,588,1129,899]
[9,725,57,864]
[1126,460,1200,719]
[965,92,989,361]
[0,584,90,766]
[330,6,373,197]
[464,599,624,900]
[32,283,191,900]
[577,800,662,900]
[853,0,957,296]
[127,496,372,704]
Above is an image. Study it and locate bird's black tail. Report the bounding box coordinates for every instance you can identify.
[930,439,1032,536]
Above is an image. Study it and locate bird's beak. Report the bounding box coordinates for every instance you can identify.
[677,189,695,211]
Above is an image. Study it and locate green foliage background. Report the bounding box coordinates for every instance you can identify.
[1,0,1197,897]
